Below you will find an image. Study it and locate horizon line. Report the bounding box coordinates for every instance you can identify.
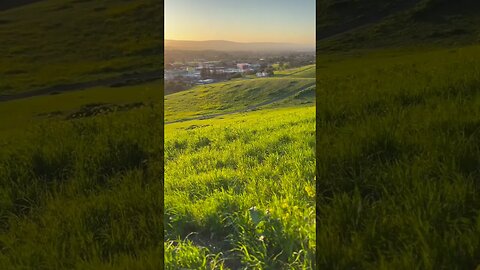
[165,39,315,46]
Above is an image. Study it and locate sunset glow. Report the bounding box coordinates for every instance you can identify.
[165,0,315,45]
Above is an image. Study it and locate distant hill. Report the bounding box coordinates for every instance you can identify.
[165,39,315,52]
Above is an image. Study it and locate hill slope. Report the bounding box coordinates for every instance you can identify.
[165,107,316,268]
[0,0,42,11]
[318,0,480,50]
[164,68,316,268]
[165,75,315,123]
[0,0,164,268]
[0,0,162,95]
[316,0,480,263]
[317,0,418,39]
[316,1,480,268]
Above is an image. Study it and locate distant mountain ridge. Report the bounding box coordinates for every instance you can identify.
[165,39,315,52]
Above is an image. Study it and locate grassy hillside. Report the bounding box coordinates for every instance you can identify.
[0,102,163,269]
[316,43,480,268]
[0,0,164,268]
[0,53,316,269]
[165,76,315,122]
[165,107,315,268]
[274,64,316,78]
[0,65,163,269]
[0,0,162,95]
[318,0,480,50]
[0,81,161,133]
[164,68,316,268]
[316,1,480,267]
[317,0,414,38]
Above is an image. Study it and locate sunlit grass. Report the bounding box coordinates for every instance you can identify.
[0,105,163,269]
[0,0,161,95]
[316,44,480,269]
[164,76,315,122]
[165,106,316,268]
[0,81,161,132]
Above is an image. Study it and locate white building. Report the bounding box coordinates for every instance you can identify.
[198,79,214,84]
[256,72,269,77]
[225,68,241,73]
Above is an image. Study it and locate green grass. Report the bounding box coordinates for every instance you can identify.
[317,0,407,30]
[3,0,480,269]
[0,59,317,268]
[0,104,164,269]
[0,81,162,133]
[0,0,164,268]
[165,107,316,269]
[164,68,316,268]
[0,0,161,95]
[318,0,480,51]
[274,64,316,78]
[165,75,315,122]
[316,44,480,268]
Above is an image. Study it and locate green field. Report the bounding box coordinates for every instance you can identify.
[315,44,480,268]
[0,58,317,268]
[165,107,315,268]
[1,0,480,268]
[274,65,316,78]
[165,76,315,122]
[164,67,316,268]
[0,0,161,95]
[317,0,480,51]
[0,71,163,270]
[0,81,161,133]
[0,99,164,269]
[0,0,164,267]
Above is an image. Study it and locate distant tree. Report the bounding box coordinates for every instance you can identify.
[245,69,255,75]
[229,73,242,79]
[200,67,210,79]
[265,66,274,76]
[165,80,189,94]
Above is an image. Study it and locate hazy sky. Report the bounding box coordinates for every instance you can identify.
[165,0,315,45]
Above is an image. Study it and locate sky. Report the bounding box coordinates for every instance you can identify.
[165,0,315,45]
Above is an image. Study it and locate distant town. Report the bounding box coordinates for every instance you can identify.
[164,52,315,94]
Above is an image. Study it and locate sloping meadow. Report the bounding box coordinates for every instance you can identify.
[164,77,315,122]
[165,107,316,268]
[316,45,480,268]
[0,106,163,269]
